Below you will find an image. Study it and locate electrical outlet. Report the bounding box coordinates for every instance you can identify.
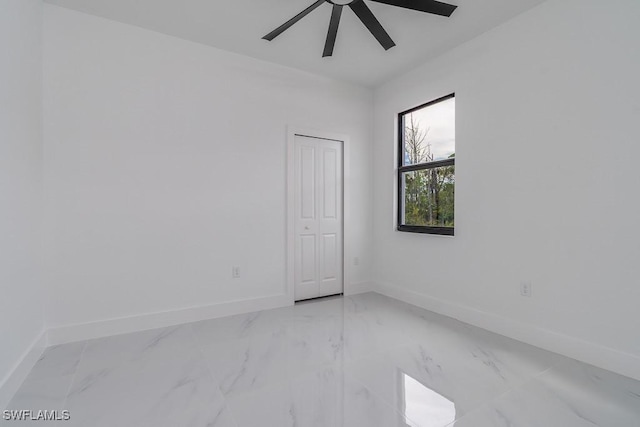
[232,266,241,278]
[520,281,532,297]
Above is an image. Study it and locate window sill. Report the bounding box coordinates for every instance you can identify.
[397,225,454,236]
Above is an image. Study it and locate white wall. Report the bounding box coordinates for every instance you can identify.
[373,0,640,379]
[42,5,373,333]
[0,0,45,402]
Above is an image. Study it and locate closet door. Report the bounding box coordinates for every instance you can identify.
[293,135,343,301]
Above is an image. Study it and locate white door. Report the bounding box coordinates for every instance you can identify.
[294,134,343,301]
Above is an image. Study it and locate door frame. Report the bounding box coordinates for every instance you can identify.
[286,126,350,304]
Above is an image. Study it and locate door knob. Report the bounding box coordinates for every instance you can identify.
[305,226,310,230]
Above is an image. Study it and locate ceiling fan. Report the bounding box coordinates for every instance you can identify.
[262,0,458,57]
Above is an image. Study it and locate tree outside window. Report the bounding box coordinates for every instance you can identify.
[398,94,455,235]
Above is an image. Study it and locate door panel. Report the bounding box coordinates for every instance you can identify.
[300,235,316,283]
[300,146,315,220]
[322,233,337,280]
[294,135,343,301]
[323,149,337,219]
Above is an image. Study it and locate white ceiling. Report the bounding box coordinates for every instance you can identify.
[44,0,546,87]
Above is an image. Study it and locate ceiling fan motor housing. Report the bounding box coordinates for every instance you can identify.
[326,0,359,5]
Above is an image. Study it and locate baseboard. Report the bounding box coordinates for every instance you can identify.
[345,281,374,296]
[0,331,47,410]
[374,282,640,382]
[47,293,291,346]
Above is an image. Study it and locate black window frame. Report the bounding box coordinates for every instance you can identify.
[397,93,455,236]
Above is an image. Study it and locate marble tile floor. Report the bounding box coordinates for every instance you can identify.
[3,293,640,426]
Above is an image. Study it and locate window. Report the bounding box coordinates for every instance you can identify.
[397,94,455,235]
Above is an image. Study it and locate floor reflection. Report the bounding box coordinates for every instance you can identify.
[403,373,456,427]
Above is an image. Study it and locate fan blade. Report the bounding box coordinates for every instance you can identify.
[370,0,457,17]
[323,4,343,57]
[349,0,395,51]
[263,0,325,41]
